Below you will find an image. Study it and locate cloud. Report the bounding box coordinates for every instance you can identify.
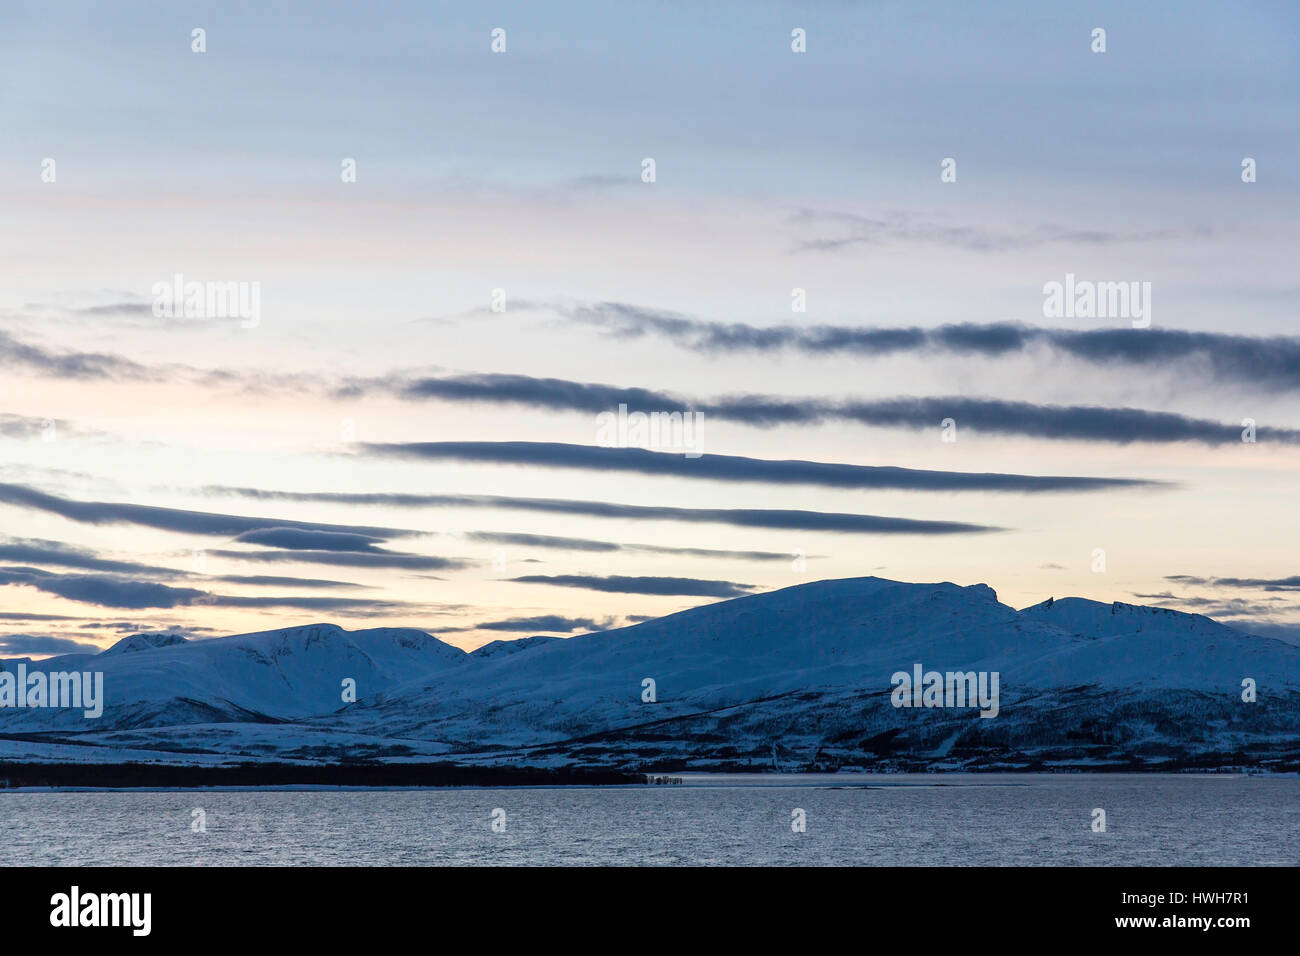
[787,208,1211,254]
[565,306,1300,393]
[0,328,312,394]
[469,531,620,553]
[361,440,1153,494]
[380,372,1291,445]
[0,482,420,540]
[0,536,371,591]
[205,485,1009,535]
[207,548,468,570]
[0,566,418,612]
[465,531,794,561]
[73,301,154,318]
[1217,620,1300,645]
[395,373,677,414]
[0,329,158,381]
[830,397,1290,445]
[1131,590,1298,628]
[0,414,79,441]
[0,567,208,609]
[81,621,217,635]
[475,615,605,633]
[1165,574,1300,592]
[13,300,1300,411]
[212,574,370,589]
[508,574,756,597]
[0,537,186,577]
[1132,591,1280,610]
[205,595,416,611]
[232,528,388,552]
[0,634,102,657]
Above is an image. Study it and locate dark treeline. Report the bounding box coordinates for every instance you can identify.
[0,762,642,789]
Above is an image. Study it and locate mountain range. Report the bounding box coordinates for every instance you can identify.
[2,577,1297,771]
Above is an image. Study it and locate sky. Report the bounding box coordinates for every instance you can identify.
[1,0,1299,656]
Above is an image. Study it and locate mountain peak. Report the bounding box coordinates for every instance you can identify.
[470,635,562,659]
[1017,595,1229,639]
[102,632,190,656]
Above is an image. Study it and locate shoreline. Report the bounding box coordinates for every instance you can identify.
[0,763,1292,792]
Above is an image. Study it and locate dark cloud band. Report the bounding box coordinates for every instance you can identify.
[569,305,1300,393]
[508,574,756,597]
[475,615,603,633]
[0,482,419,540]
[385,372,1290,445]
[0,566,414,612]
[465,530,795,560]
[207,548,468,571]
[360,440,1155,493]
[205,485,1004,535]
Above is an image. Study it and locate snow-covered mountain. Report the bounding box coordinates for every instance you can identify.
[0,623,467,731]
[326,577,1300,770]
[2,577,1297,770]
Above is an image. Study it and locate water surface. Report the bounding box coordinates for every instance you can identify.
[1,773,1295,865]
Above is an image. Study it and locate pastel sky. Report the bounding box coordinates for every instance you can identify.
[2,0,1299,656]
